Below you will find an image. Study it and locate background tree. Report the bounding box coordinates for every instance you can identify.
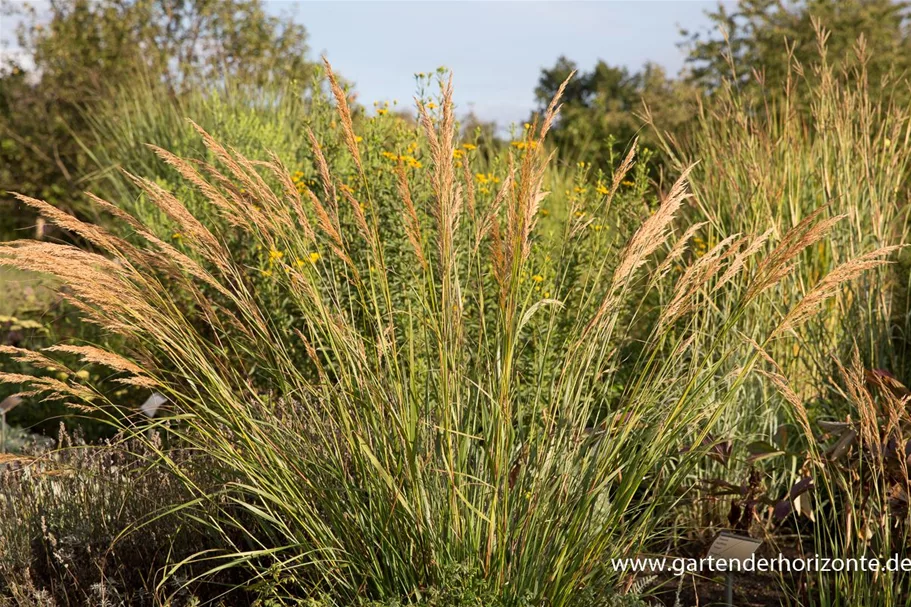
[0,0,315,239]
[460,111,502,158]
[681,0,911,93]
[533,56,695,171]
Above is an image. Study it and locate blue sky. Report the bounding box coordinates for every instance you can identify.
[1,1,730,126]
[287,1,727,125]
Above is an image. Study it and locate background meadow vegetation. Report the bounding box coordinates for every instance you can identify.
[3,1,911,606]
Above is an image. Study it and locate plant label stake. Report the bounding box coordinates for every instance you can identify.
[707,531,762,607]
[0,395,23,453]
[140,392,167,418]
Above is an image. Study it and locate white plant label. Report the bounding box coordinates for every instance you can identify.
[707,532,762,566]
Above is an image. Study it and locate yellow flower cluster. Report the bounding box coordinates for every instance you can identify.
[295,252,321,267]
[382,150,422,169]
[291,170,316,195]
[452,143,478,167]
[519,269,550,296]
[261,248,322,277]
[510,140,539,151]
[475,172,500,194]
[453,143,478,160]
[266,250,284,275]
[373,100,392,117]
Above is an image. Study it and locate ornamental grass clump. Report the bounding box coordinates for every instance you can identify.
[0,62,893,605]
[647,32,911,568]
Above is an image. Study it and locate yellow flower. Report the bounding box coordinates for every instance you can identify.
[75,370,90,380]
[377,108,388,116]
[573,186,586,194]
[511,140,538,151]
[621,180,635,187]
[523,123,531,130]
[532,274,544,283]
[595,183,609,195]
[426,102,437,110]
[574,211,585,218]
[269,249,284,262]
[462,143,477,151]
[355,136,363,143]
[309,252,321,264]
[453,149,464,159]
[261,269,273,277]
[172,232,182,240]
